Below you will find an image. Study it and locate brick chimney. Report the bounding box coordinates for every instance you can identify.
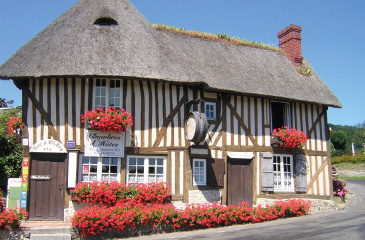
[277,24,303,67]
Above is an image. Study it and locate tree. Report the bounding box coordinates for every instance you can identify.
[330,130,348,156]
[0,101,22,192]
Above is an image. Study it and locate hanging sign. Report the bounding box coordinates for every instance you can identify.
[84,130,125,157]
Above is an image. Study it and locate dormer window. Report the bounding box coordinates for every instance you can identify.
[94,17,118,26]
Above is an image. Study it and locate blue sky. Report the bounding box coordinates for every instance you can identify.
[0,0,364,126]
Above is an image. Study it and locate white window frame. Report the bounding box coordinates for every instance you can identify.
[193,158,206,186]
[273,154,294,192]
[78,155,121,183]
[126,156,167,184]
[205,102,217,121]
[93,78,122,109]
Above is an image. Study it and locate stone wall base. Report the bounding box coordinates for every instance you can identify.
[188,190,221,204]
[256,198,336,214]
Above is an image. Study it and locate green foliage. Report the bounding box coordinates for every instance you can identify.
[330,130,348,156]
[329,123,365,155]
[297,66,311,76]
[0,105,22,192]
[153,24,280,51]
[332,154,365,164]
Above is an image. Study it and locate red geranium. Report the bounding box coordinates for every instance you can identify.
[81,107,133,134]
[8,117,22,135]
[273,126,307,149]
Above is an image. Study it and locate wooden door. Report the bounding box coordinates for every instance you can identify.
[227,158,253,206]
[28,153,66,220]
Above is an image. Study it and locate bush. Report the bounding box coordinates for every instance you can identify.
[332,154,365,164]
[333,178,348,198]
[72,199,311,237]
[72,181,171,206]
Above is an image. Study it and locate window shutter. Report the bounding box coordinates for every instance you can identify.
[207,158,224,187]
[294,154,307,193]
[261,152,274,192]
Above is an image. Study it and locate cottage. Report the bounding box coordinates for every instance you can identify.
[0,0,341,221]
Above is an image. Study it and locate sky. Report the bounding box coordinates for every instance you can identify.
[0,0,364,126]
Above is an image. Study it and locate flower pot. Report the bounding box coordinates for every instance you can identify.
[334,195,345,204]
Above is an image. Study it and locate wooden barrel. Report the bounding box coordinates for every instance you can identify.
[185,111,208,143]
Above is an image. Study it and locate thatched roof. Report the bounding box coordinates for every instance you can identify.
[0,0,341,108]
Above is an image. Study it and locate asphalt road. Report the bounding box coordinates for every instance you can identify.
[132,180,365,240]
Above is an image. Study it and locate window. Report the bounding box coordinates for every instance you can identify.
[127,156,166,183]
[193,158,206,186]
[79,156,120,182]
[94,79,121,109]
[273,154,294,192]
[271,101,290,129]
[205,102,216,121]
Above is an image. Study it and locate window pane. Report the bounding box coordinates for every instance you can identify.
[102,166,109,173]
[111,158,118,165]
[129,158,136,165]
[102,158,109,165]
[137,166,144,174]
[149,158,156,165]
[149,167,155,174]
[110,166,117,173]
[82,157,89,164]
[157,167,163,174]
[90,157,98,164]
[137,158,144,165]
[129,166,136,173]
[157,159,163,165]
[90,165,97,173]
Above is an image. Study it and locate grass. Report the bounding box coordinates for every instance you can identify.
[153,24,281,52]
[340,176,365,180]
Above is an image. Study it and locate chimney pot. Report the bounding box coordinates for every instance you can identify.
[278,24,303,67]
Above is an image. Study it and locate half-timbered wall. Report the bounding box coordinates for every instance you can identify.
[24,77,332,200]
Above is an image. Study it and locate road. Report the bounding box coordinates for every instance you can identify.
[132,180,365,240]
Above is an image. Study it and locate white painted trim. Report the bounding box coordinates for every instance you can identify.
[67,151,78,188]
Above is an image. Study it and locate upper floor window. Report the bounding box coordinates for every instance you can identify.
[205,102,216,121]
[273,154,294,192]
[271,101,291,129]
[127,156,166,184]
[94,79,121,109]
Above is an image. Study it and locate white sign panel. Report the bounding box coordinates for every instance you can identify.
[30,139,67,153]
[84,130,125,157]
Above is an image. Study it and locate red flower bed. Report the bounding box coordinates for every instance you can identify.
[273,126,307,149]
[81,107,133,134]
[72,199,311,237]
[0,209,28,230]
[72,181,171,206]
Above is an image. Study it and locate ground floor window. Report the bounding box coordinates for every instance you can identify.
[273,154,294,191]
[79,156,120,182]
[193,158,206,186]
[127,156,166,183]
